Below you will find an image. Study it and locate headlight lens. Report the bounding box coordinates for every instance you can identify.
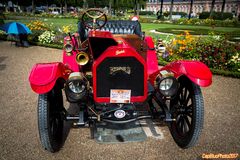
[65,72,88,102]
[158,77,178,97]
[68,81,85,94]
[159,78,173,91]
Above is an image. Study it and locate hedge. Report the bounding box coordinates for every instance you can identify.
[139,11,154,15]
[163,11,187,17]
[172,12,187,17]
[199,12,233,20]
[29,41,62,49]
[210,68,240,78]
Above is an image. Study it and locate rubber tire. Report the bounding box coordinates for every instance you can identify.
[169,77,204,149]
[38,87,64,152]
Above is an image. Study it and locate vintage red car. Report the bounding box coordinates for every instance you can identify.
[29,9,212,152]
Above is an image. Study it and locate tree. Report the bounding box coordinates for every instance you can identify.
[134,0,147,16]
[158,0,164,19]
[32,0,35,14]
[133,0,140,16]
[209,0,216,18]
[64,0,67,14]
[83,0,88,8]
[107,0,146,15]
[140,0,147,10]
[1,0,8,12]
[46,0,49,13]
[169,0,174,20]
[109,0,112,16]
[137,0,140,16]
[188,0,194,19]
[113,0,116,15]
[221,0,226,19]
[136,0,140,16]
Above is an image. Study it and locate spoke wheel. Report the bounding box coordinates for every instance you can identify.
[38,86,64,152]
[169,76,204,149]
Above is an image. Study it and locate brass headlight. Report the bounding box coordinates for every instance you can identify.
[64,43,73,54]
[76,52,89,65]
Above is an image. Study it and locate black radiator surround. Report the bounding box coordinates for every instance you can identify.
[96,57,144,98]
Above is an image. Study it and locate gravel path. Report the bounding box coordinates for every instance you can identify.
[0,41,239,160]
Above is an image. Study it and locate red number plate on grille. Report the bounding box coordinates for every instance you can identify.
[110,89,131,103]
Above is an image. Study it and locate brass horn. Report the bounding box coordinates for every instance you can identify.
[76,52,89,65]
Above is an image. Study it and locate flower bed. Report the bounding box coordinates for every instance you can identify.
[25,20,75,45]
[173,18,240,27]
[157,31,240,73]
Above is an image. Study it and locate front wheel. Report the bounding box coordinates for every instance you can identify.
[169,77,204,149]
[38,86,64,152]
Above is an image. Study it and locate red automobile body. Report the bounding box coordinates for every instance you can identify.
[30,11,214,152]
[29,30,212,98]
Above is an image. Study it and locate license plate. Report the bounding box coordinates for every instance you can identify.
[110,89,131,103]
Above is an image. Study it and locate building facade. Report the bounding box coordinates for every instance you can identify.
[146,0,240,16]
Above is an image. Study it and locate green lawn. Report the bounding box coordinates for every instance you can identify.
[141,23,240,32]
[141,23,240,41]
[5,16,79,31]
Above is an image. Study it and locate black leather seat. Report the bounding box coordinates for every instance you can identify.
[78,20,143,41]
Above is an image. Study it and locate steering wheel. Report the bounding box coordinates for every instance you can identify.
[82,8,107,30]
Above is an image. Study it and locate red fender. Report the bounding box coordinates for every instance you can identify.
[29,62,71,94]
[159,60,212,87]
